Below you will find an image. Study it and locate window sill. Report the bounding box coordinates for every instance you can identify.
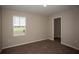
[13,33,26,37]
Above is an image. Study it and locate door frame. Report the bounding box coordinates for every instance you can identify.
[52,16,62,42]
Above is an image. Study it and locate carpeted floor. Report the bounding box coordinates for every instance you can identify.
[1,39,79,54]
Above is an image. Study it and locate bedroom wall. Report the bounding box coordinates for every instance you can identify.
[0,7,2,52]
[49,8,79,50]
[2,8,49,49]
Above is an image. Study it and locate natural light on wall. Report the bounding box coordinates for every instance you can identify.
[13,16,26,36]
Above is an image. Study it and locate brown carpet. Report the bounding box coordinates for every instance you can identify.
[1,39,79,54]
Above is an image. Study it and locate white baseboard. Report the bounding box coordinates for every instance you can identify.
[61,41,79,50]
[47,37,54,41]
[2,38,47,49]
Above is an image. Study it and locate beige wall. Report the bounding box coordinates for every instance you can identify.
[2,8,49,49]
[0,7,2,52]
[48,17,54,40]
[49,8,79,50]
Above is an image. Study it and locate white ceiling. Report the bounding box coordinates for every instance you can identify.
[2,5,79,16]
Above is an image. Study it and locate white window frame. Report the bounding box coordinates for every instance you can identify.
[13,16,26,36]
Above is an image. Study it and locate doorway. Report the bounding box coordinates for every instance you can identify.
[54,17,61,43]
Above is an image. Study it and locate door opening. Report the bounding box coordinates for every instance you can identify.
[54,17,61,43]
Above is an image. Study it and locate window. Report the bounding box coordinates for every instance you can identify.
[13,16,26,36]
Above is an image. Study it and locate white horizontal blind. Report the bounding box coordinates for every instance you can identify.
[13,16,26,36]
